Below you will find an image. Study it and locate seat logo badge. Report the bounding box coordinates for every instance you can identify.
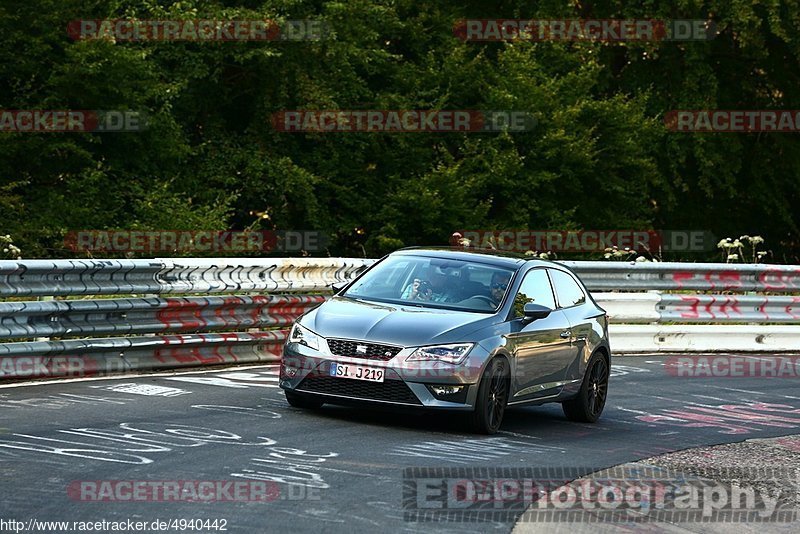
[356,344,367,354]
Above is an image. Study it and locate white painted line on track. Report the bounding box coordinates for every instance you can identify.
[0,363,281,390]
[701,385,773,396]
[690,394,738,402]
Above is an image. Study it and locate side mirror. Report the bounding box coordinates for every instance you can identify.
[331,281,348,293]
[522,303,552,323]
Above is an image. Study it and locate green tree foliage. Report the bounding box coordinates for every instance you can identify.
[0,0,797,261]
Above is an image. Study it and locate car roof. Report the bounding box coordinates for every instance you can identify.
[393,247,556,270]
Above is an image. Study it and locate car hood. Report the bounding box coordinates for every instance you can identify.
[302,296,498,347]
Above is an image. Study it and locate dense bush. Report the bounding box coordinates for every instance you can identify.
[1,1,798,262]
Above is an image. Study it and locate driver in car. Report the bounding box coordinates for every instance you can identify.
[488,272,511,306]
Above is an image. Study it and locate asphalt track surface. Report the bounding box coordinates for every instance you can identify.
[1,355,799,533]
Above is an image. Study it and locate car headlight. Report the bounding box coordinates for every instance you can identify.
[288,323,322,351]
[406,343,474,365]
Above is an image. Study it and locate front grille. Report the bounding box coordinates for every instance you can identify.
[297,375,422,405]
[327,338,402,361]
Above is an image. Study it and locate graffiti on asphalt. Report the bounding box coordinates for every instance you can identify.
[192,404,282,419]
[0,422,333,467]
[389,437,566,463]
[0,392,134,410]
[166,367,280,389]
[232,448,339,489]
[634,402,800,435]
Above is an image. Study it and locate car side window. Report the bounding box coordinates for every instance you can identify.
[512,269,556,317]
[549,269,586,308]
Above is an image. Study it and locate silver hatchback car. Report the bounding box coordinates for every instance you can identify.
[280,248,610,434]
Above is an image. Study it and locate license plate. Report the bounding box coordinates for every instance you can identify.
[329,362,385,383]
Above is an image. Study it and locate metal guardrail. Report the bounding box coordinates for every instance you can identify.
[0,258,368,380]
[608,325,800,353]
[564,261,800,353]
[0,295,325,339]
[596,293,800,323]
[0,331,287,379]
[561,261,800,292]
[0,257,372,297]
[596,292,800,353]
[0,258,798,380]
[4,258,796,296]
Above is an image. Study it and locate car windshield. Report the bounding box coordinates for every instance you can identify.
[343,255,516,312]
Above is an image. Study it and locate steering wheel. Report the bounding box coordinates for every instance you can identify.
[465,295,496,306]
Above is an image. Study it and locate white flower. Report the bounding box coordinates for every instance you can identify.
[525,250,536,256]
[727,253,739,261]
[731,239,743,248]
[458,238,470,246]
[751,236,764,245]
[539,252,550,259]
[717,239,734,249]
[757,251,768,257]
[635,256,648,262]
[604,253,612,259]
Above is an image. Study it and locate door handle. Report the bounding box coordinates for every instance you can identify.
[560,330,571,339]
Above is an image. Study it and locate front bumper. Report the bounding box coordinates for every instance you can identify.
[279,340,486,410]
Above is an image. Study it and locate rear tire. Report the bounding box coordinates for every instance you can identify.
[285,390,324,409]
[468,357,510,434]
[562,352,609,423]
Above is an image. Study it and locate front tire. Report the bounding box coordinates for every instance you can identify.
[469,357,510,434]
[562,352,609,423]
[285,390,324,409]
